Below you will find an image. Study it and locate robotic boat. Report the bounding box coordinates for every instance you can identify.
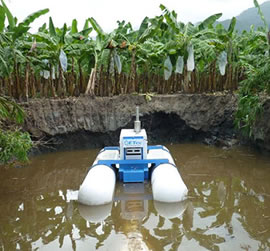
[78,107,188,206]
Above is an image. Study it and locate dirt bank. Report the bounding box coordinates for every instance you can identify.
[22,94,240,152]
[22,94,270,153]
[252,97,270,152]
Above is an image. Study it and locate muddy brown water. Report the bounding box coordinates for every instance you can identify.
[0,143,270,251]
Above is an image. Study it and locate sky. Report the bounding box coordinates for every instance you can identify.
[5,0,267,32]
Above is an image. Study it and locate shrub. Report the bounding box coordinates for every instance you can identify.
[0,129,32,164]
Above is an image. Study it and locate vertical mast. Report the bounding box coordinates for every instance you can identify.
[134,106,141,133]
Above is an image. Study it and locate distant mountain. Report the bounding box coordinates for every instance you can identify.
[219,1,270,32]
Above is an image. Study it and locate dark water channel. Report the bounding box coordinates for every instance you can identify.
[0,143,270,251]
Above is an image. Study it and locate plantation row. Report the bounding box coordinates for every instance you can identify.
[0,0,269,100]
[0,66,241,98]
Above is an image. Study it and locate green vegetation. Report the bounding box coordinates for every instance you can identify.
[0,0,269,140]
[234,58,270,137]
[0,129,32,164]
[0,0,243,99]
[0,96,25,123]
[0,96,33,164]
[234,0,270,138]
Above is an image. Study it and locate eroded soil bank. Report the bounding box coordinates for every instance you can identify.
[21,94,270,153]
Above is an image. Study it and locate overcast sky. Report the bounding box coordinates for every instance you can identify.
[5,0,267,32]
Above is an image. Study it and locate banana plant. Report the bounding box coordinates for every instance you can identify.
[34,17,73,97]
[0,0,269,100]
[160,5,222,78]
[160,4,223,93]
[63,18,94,94]
[214,17,241,90]
[115,16,165,92]
[85,17,125,95]
[0,0,49,99]
[85,17,108,95]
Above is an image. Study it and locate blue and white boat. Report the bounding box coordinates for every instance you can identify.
[78,107,188,206]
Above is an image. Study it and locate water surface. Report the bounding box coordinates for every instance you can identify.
[0,144,270,251]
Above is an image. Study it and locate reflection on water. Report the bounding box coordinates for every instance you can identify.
[77,184,188,251]
[0,144,270,250]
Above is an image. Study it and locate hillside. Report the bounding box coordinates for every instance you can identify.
[219,1,270,32]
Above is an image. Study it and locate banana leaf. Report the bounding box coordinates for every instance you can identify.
[12,24,30,41]
[228,17,236,35]
[0,6,5,32]
[71,19,78,34]
[0,0,15,29]
[138,17,149,39]
[60,23,67,45]
[254,0,268,32]
[49,17,56,37]
[21,8,49,27]
[0,53,9,74]
[198,13,222,30]
[89,17,105,38]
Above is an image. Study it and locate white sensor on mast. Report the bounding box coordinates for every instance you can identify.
[134,106,141,133]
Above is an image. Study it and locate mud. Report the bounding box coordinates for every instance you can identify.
[20,94,270,153]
